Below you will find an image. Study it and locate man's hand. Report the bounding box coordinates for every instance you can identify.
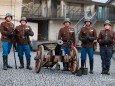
[81,37,89,43]
[108,39,113,44]
[25,30,33,36]
[101,39,109,45]
[88,37,95,42]
[6,32,14,37]
[72,43,76,47]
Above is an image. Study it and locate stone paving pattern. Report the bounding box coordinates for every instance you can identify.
[0,50,115,86]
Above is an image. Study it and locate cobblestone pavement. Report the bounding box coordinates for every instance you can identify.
[0,50,115,86]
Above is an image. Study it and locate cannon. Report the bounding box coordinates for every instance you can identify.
[34,40,79,74]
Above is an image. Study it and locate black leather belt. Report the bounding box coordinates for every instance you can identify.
[103,45,111,47]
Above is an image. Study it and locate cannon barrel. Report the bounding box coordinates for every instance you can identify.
[55,40,63,55]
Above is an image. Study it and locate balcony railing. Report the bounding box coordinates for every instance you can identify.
[22,4,85,20]
[74,11,97,44]
[97,14,115,22]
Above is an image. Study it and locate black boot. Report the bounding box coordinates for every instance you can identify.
[3,57,7,70]
[81,60,85,74]
[27,59,32,70]
[62,62,66,71]
[101,68,105,74]
[6,57,12,68]
[66,62,69,71]
[81,60,85,68]
[89,60,94,74]
[19,59,24,69]
[105,65,110,75]
[62,56,66,71]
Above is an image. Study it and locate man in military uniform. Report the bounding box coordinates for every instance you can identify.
[14,17,34,70]
[58,18,76,71]
[0,13,14,70]
[97,20,115,75]
[79,19,97,74]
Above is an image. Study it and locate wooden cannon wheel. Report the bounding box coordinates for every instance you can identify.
[35,45,44,73]
[69,46,79,74]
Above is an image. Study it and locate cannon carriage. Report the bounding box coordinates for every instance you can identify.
[34,40,79,74]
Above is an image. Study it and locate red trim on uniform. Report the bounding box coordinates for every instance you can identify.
[105,28,111,31]
[97,39,102,44]
[113,40,115,43]
[72,43,76,47]
[63,25,73,29]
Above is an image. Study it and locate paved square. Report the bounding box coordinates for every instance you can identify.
[0,50,115,86]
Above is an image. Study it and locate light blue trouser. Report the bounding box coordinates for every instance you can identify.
[2,41,12,57]
[17,44,31,60]
[81,47,94,61]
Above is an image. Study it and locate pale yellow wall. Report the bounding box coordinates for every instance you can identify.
[48,20,65,41]
[111,1,115,5]
[0,0,22,20]
[112,23,115,31]
[93,21,104,51]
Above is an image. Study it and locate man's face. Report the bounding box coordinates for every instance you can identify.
[21,21,27,25]
[6,16,12,22]
[86,21,91,26]
[105,24,111,29]
[64,22,70,26]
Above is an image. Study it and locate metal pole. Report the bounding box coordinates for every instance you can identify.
[13,0,16,28]
[32,0,34,18]
[13,0,17,69]
[11,0,12,13]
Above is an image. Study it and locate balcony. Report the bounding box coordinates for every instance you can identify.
[22,3,85,20]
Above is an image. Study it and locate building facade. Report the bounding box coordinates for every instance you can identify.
[0,0,115,51]
[21,0,115,41]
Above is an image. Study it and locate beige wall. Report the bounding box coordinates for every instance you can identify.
[112,23,115,31]
[111,1,115,5]
[0,0,22,20]
[93,21,104,51]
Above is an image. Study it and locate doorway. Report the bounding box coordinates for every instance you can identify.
[38,20,49,41]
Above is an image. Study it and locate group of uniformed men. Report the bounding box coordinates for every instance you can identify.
[58,18,115,75]
[0,13,115,75]
[0,13,34,70]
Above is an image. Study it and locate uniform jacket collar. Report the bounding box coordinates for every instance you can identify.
[105,28,111,31]
[63,25,72,29]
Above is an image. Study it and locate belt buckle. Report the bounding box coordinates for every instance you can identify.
[22,36,26,40]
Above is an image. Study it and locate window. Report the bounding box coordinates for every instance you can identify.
[98,6,105,20]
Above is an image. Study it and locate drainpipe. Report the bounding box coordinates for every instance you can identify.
[61,0,64,17]
[47,0,51,17]
[64,4,66,18]
[41,0,45,17]
[32,0,34,18]
[104,6,108,20]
